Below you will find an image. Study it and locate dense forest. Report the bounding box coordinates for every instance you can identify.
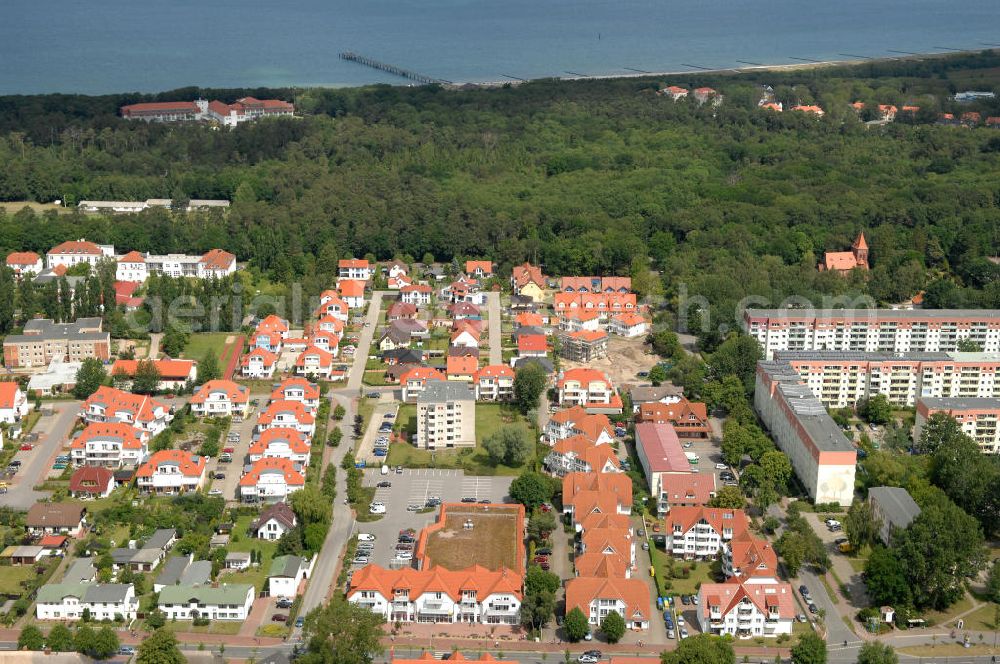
[1,51,999,347]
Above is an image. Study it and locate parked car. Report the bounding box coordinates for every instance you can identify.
[715,463,728,470]
[118,646,137,656]
[479,498,492,504]
[679,627,689,639]
[681,595,690,605]
[276,599,293,609]
[808,602,819,614]
[295,616,305,628]
[461,497,477,503]
[533,555,549,564]
[369,502,386,514]
[19,444,32,451]
[667,628,675,639]
[374,448,387,457]
[272,614,288,622]
[578,654,600,664]
[395,465,404,474]
[213,472,225,480]
[536,547,552,555]
[377,481,392,488]
[367,392,380,398]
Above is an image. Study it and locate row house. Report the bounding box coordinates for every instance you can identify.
[114,249,236,282]
[545,406,615,445]
[609,313,649,338]
[157,584,255,621]
[270,378,320,412]
[698,577,794,639]
[36,583,138,621]
[743,308,1000,359]
[70,422,149,468]
[348,564,522,625]
[401,366,446,402]
[338,279,366,308]
[552,292,638,319]
[80,386,173,436]
[562,472,633,525]
[257,400,316,437]
[564,577,650,630]
[239,457,305,502]
[241,348,278,378]
[559,276,632,294]
[6,251,43,278]
[109,358,197,392]
[249,427,311,466]
[473,365,515,401]
[190,380,250,418]
[665,506,750,560]
[637,397,710,438]
[136,450,206,495]
[295,345,335,379]
[544,435,621,476]
[338,258,373,281]
[557,368,622,413]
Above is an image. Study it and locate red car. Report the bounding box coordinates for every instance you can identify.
[222,447,235,454]
[652,523,661,532]
[533,555,549,564]
[539,503,552,513]
[271,614,288,622]
[19,444,32,451]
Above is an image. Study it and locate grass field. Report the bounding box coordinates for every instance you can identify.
[0,565,40,595]
[182,332,232,365]
[0,201,69,214]
[421,504,521,571]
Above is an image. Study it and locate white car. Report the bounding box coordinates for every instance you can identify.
[825,518,841,528]
[208,488,224,496]
[715,463,728,470]
[357,533,376,542]
[679,627,689,639]
[395,551,413,560]
[369,502,386,514]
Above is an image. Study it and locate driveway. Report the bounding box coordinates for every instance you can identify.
[204,398,263,503]
[354,395,399,465]
[485,292,502,366]
[357,468,513,568]
[802,512,870,608]
[5,401,78,509]
[346,292,386,392]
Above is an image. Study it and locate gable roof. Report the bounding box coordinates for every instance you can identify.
[254,502,297,531]
[465,260,494,275]
[258,400,316,426]
[26,503,86,528]
[668,506,750,539]
[0,382,21,410]
[474,364,515,381]
[6,251,41,266]
[349,564,523,603]
[191,380,250,405]
[83,386,167,425]
[136,450,206,478]
[565,576,649,622]
[269,378,319,402]
[243,347,278,366]
[338,279,366,297]
[447,355,479,377]
[69,467,115,494]
[661,473,716,505]
[239,458,305,487]
[110,358,196,381]
[200,249,235,270]
[400,366,446,384]
[517,334,547,352]
[70,421,148,451]
[700,577,794,619]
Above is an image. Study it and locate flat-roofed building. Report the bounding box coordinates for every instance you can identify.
[754,361,856,506]
[416,381,476,450]
[915,397,1000,454]
[743,308,1000,359]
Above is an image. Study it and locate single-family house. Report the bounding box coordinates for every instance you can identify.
[253,502,297,540]
[268,554,313,598]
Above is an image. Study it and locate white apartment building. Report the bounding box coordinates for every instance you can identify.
[46,240,116,270]
[744,308,1000,359]
[36,583,137,621]
[698,578,795,639]
[257,401,316,437]
[416,382,476,449]
[338,259,373,281]
[190,380,250,417]
[136,450,206,495]
[557,368,616,407]
[70,422,149,468]
[239,457,306,502]
[666,507,750,559]
[776,350,1000,408]
[754,361,857,506]
[915,397,1000,454]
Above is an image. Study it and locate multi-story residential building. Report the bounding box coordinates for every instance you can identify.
[4,317,110,368]
[915,397,1000,454]
[80,386,173,436]
[338,259,373,281]
[248,427,311,465]
[206,97,295,126]
[6,251,43,278]
[401,367,446,402]
[544,435,622,477]
[659,473,717,513]
[109,358,198,392]
[348,565,522,625]
[253,502,297,540]
[868,486,921,545]
[70,422,149,468]
[665,506,750,559]
[559,310,603,333]
[115,251,147,282]
[338,279,366,308]
[157,584,255,620]
[722,532,778,580]
[562,472,633,524]
[564,577,650,630]
[743,308,1000,359]
[633,422,696,514]
[465,260,494,278]
[120,100,202,122]
[559,330,609,362]
[0,381,28,424]
[294,345,335,379]
[190,380,250,417]
[545,406,615,445]
[241,348,277,378]
[552,293,638,320]
[257,400,316,437]
[36,583,137,621]
[698,577,795,639]
[557,368,622,413]
[559,277,632,293]
[773,350,1000,408]
[416,382,476,450]
[46,240,116,269]
[609,312,649,338]
[400,284,433,306]
[637,397,710,438]
[270,378,320,412]
[576,525,635,578]
[135,450,206,495]
[754,361,856,506]
[473,364,515,401]
[446,355,478,382]
[240,457,306,502]
[315,292,350,322]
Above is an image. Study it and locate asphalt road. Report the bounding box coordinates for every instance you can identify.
[5,401,78,509]
[347,291,386,392]
[486,291,502,365]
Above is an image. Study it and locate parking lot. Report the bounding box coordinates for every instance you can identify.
[355,394,399,462]
[353,469,514,568]
[676,433,736,495]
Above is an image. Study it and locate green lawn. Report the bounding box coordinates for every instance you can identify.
[182,332,232,364]
[648,545,720,596]
[957,602,1000,632]
[169,620,242,635]
[0,565,40,595]
[362,371,389,386]
[216,516,279,593]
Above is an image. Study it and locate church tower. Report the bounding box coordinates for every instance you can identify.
[852,232,869,269]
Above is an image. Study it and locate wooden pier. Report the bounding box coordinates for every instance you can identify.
[339,52,447,85]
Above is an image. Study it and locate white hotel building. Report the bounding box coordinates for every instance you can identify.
[743,309,1000,359]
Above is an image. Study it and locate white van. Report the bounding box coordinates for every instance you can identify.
[381,464,390,475]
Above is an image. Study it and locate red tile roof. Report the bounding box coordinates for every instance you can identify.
[727,532,778,579]
[700,577,795,621]
[269,378,320,403]
[200,248,235,270]
[110,358,196,381]
[69,466,114,495]
[0,382,21,410]
[258,400,316,426]
[565,577,649,623]
[121,101,200,115]
[474,364,514,381]
[83,386,168,426]
[339,259,370,269]
[667,506,750,540]
[661,473,715,506]
[635,422,688,473]
[557,368,610,388]
[70,421,148,451]
[6,251,40,266]
[517,334,547,352]
[239,457,305,487]
[511,262,545,288]
[118,250,145,263]
[242,347,278,367]
[250,427,311,457]
[567,330,607,342]
[190,379,249,405]
[400,366,446,384]
[49,240,102,256]
[465,260,493,275]
[136,450,205,478]
[447,355,479,377]
[563,472,633,517]
[515,312,543,327]
[295,345,334,369]
[338,279,366,297]
[349,564,523,604]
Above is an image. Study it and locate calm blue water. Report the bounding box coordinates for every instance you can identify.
[2,0,999,94]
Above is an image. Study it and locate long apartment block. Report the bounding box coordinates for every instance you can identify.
[915,397,1000,454]
[743,308,1000,359]
[774,350,1000,409]
[754,361,856,506]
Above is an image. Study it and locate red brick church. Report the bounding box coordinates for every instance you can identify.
[819,232,869,274]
